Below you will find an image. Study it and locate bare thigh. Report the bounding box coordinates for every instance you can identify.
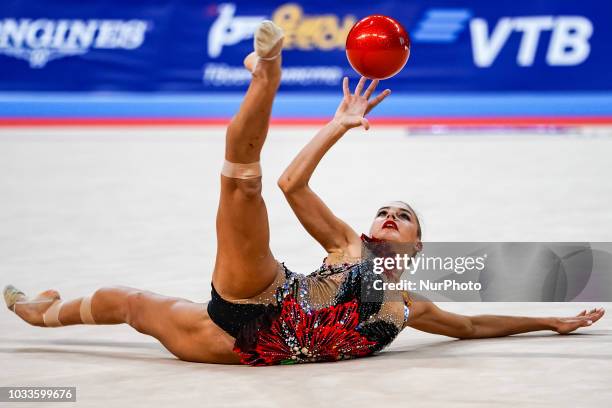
[213,174,279,299]
[126,289,240,363]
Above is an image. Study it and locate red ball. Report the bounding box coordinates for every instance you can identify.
[345,15,411,80]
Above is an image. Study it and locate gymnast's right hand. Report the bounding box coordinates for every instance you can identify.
[333,76,391,131]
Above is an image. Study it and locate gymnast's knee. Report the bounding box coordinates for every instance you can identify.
[125,290,148,332]
[222,174,263,200]
[234,178,262,199]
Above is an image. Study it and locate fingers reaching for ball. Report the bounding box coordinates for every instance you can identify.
[343,76,392,111]
[354,77,367,95]
[335,77,392,130]
[342,76,350,98]
[363,79,379,99]
[365,88,391,115]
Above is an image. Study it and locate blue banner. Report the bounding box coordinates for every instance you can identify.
[1,0,611,93]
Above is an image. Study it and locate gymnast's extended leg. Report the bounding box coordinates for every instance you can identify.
[212,21,284,300]
[4,285,236,363]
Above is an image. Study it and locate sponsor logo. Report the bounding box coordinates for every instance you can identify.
[205,3,353,86]
[470,16,592,67]
[208,3,264,59]
[272,3,355,51]
[413,9,594,67]
[0,18,149,68]
[207,2,355,58]
[413,8,472,43]
[208,4,594,69]
[203,63,342,86]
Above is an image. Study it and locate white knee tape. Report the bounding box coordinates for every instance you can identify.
[221,160,261,179]
[80,295,97,325]
[42,300,63,327]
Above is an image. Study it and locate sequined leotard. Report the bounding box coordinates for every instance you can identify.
[207,235,411,366]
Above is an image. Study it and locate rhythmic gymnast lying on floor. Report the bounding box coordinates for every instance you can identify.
[4,20,605,366]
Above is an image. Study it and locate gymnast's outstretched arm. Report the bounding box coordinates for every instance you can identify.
[406,299,605,338]
[278,77,390,257]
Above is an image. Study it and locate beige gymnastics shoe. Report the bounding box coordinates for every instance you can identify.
[4,285,61,326]
[3,284,26,311]
[243,20,284,73]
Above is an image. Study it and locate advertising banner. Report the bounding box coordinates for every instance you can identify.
[1,0,610,93]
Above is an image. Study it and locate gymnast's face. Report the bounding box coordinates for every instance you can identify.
[369,201,421,244]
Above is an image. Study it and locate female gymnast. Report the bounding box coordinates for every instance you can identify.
[4,21,604,366]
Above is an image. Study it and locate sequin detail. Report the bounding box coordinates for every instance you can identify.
[234,297,377,366]
[208,237,411,366]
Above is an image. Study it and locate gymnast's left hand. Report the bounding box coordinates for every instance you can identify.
[333,76,391,131]
[553,307,605,334]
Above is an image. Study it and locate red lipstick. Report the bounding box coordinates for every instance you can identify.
[382,220,398,230]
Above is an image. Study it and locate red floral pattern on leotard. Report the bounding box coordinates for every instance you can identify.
[234,296,378,366]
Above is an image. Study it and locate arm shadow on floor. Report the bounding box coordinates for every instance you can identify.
[380,330,612,361]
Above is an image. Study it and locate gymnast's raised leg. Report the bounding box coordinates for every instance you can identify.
[212,21,284,300]
[3,21,285,364]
